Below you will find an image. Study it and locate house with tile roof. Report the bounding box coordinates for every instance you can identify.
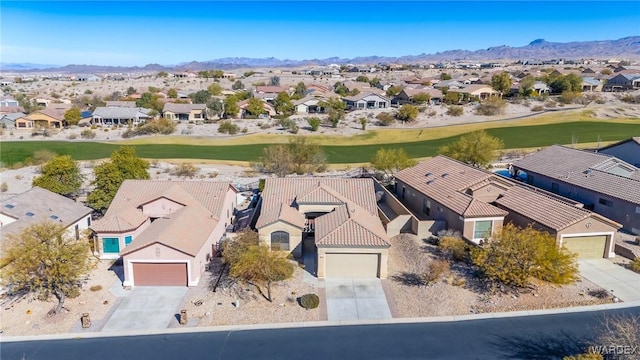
[596,137,640,167]
[1,187,93,257]
[342,92,390,111]
[90,180,237,287]
[393,87,443,106]
[511,145,640,235]
[0,112,25,128]
[394,156,621,258]
[162,103,207,122]
[255,178,390,278]
[604,73,640,91]
[91,106,151,126]
[18,105,70,129]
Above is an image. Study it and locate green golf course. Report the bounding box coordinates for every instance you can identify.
[2,121,639,165]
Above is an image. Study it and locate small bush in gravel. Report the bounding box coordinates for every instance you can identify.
[67,133,77,139]
[89,285,103,292]
[439,236,469,262]
[307,117,321,131]
[630,258,640,273]
[446,105,463,116]
[531,105,544,112]
[376,112,395,126]
[218,120,239,134]
[588,288,611,299]
[475,97,506,116]
[423,259,451,284]
[359,117,367,130]
[171,163,198,178]
[0,182,7,192]
[80,129,96,139]
[299,293,320,310]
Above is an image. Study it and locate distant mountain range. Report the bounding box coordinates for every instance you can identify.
[2,36,639,74]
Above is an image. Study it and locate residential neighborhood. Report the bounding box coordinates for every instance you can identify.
[1,2,639,359]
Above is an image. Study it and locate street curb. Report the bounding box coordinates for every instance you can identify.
[2,300,639,343]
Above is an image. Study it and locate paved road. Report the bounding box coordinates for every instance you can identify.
[578,259,640,301]
[3,306,639,360]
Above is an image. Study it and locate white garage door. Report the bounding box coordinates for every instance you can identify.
[325,253,379,278]
[562,235,607,259]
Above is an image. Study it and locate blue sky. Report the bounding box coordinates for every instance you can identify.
[1,1,638,66]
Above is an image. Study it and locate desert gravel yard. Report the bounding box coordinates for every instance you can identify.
[179,258,325,327]
[0,260,120,336]
[383,234,614,318]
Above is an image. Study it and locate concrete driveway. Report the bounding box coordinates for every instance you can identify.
[578,259,640,302]
[325,278,392,321]
[101,287,188,332]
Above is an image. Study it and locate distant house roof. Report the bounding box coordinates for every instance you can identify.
[395,156,509,218]
[400,87,443,99]
[92,107,151,119]
[255,86,289,94]
[512,145,640,204]
[1,112,26,121]
[342,92,390,102]
[0,187,92,241]
[454,84,499,95]
[582,77,600,86]
[495,186,620,231]
[105,101,137,108]
[162,103,206,113]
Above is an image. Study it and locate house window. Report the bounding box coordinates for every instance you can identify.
[474,220,493,239]
[75,224,80,240]
[270,231,290,251]
[102,238,120,253]
[526,174,534,185]
[598,198,613,207]
[194,113,201,119]
[87,217,91,227]
[125,235,132,245]
[422,199,431,216]
[551,183,559,194]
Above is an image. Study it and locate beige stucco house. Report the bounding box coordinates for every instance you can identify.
[162,103,207,122]
[394,156,621,258]
[91,180,237,287]
[255,178,390,278]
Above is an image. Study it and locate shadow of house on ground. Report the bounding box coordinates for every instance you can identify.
[108,258,124,284]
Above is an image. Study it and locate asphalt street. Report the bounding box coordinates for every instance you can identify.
[2,306,639,360]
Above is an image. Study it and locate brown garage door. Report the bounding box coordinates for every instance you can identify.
[325,253,379,278]
[562,235,607,259]
[132,263,188,286]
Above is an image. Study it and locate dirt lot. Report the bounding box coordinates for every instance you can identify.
[383,234,614,318]
[0,259,120,336]
[179,258,324,327]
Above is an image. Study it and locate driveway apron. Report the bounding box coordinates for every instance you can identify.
[325,278,392,321]
[101,286,188,332]
[578,259,640,302]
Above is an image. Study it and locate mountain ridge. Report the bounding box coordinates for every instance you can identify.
[2,36,638,73]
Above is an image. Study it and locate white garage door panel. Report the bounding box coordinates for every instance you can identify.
[563,235,607,259]
[326,253,379,278]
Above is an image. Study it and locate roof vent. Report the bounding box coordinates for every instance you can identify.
[442,173,449,178]
[425,172,432,177]
[25,212,35,217]
[427,179,434,184]
[4,204,15,209]
[49,215,59,220]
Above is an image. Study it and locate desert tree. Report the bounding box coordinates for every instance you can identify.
[437,130,504,168]
[246,98,265,117]
[223,230,293,302]
[206,97,224,119]
[255,137,326,176]
[207,83,222,96]
[491,71,513,95]
[32,155,83,198]
[269,76,280,86]
[190,90,211,104]
[232,80,245,90]
[293,82,307,99]
[470,224,578,287]
[370,148,417,178]
[87,146,150,213]
[63,107,82,126]
[519,75,535,97]
[1,221,92,315]
[167,88,178,98]
[412,92,431,105]
[274,92,294,115]
[396,104,419,122]
[223,95,240,118]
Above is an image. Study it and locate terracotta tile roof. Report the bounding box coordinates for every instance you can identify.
[495,186,620,231]
[277,203,306,228]
[395,156,508,217]
[90,207,147,232]
[162,103,206,113]
[315,204,390,247]
[120,204,217,257]
[255,85,289,93]
[93,180,234,233]
[256,178,377,228]
[513,145,640,204]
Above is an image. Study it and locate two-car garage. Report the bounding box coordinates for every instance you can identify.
[131,263,188,286]
[325,253,381,278]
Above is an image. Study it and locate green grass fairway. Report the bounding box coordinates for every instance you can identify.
[2,121,638,165]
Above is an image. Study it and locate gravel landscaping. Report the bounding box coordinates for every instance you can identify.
[0,259,120,336]
[383,234,614,318]
[179,257,325,327]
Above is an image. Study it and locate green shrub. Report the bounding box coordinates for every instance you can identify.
[121,118,176,138]
[359,117,367,130]
[299,293,320,310]
[218,120,239,135]
[446,106,463,116]
[475,97,507,116]
[171,163,198,178]
[80,129,96,139]
[439,236,469,262]
[396,104,419,122]
[630,257,640,274]
[307,117,321,131]
[559,91,581,104]
[32,149,57,165]
[376,112,395,126]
